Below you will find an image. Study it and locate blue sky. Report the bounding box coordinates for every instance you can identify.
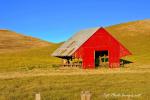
[0,0,149,43]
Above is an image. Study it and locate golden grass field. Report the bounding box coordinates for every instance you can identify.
[0,19,150,100]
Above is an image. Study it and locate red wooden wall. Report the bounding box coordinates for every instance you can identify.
[73,27,131,69]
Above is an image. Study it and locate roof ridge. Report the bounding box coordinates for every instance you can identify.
[52,27,100,57]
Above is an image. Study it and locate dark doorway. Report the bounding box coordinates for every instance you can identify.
[95,50,109,67]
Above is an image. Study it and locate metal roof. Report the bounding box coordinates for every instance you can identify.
[51,27,100,57]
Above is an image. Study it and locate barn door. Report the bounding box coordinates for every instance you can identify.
[95,50,109,68]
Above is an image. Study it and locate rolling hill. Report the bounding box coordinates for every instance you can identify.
[0,29,52,53]
[106,19,150,64]
[0,29,62,71]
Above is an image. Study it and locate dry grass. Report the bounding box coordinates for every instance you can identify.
[0,30,52,53]
[0,72,149,100]
[0,64,150,79]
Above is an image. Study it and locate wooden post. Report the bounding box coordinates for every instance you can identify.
[104,55,106,66]
[81,91,91,100]
[99,56,102,66]
[85,91,91,100]
[81,91,86,100]
[35,93,41,100]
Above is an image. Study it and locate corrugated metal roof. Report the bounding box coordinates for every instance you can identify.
[51,27,100,57]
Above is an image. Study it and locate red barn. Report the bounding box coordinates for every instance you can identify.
[52,27,132,69]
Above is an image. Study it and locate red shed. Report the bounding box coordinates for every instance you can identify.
[52,27,132,69]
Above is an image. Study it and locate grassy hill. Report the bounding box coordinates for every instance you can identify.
[0,44,61,72]
[106,19,150,65]
[0,29,52,53]
[0,29,62,71]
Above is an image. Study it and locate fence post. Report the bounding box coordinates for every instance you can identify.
[85,91,91,100]
[81,91,86,100]
[35,93,41,100]
[81,91,92,100]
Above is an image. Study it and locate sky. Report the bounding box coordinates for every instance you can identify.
[0,0,150,43]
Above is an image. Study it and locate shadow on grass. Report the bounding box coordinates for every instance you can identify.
[120,59,133,67]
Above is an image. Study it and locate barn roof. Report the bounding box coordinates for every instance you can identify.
[51,27,132,57]
[51,27,99,57]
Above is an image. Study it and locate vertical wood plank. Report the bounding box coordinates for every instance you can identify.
[35,93,41,100]
[81,91,86,100]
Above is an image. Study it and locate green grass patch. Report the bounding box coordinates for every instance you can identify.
[0,44,61,72]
